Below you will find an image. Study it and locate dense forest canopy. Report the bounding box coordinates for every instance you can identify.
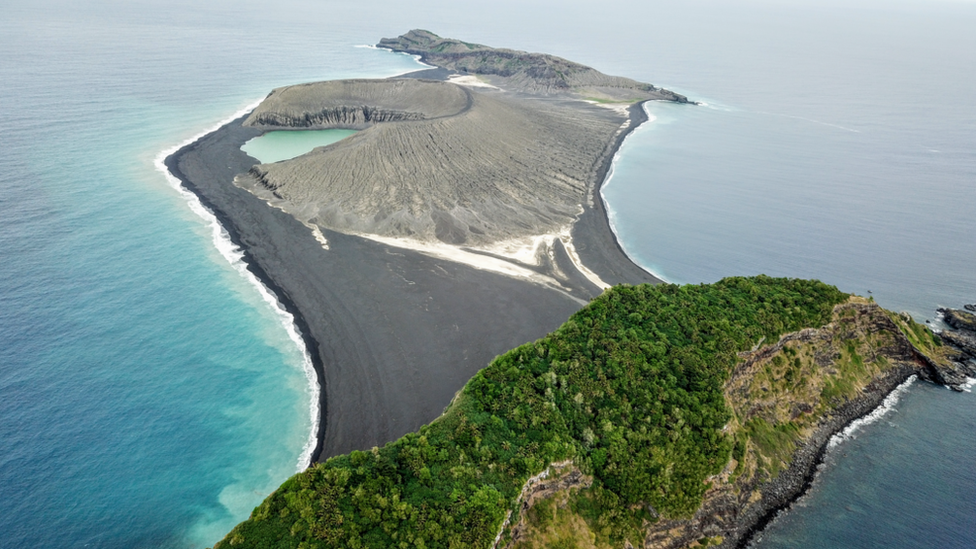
[216,276,848,549]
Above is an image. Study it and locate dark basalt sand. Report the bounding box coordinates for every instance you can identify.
[166,70,662,463]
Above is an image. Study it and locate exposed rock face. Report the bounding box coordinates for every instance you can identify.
[238,79,627,245]
[244,79,469,129]
[495,462,593,549]
[933,307,976,388]
[378,29,690,102]
[939,307,976,332]
[506,302,954,549]
[940,327,976,357]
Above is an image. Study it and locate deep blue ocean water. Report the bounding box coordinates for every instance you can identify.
[1,1,972,547]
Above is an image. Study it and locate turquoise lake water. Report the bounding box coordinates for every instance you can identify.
[241,130,358,164]
[1,1,972,547]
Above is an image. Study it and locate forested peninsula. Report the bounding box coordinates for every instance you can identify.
[214,277,967,549]
[164,30,976,549]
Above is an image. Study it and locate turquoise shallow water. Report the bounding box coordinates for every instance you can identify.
[0,1,973,547]
[241,130,358,164]
[0,4,425,547]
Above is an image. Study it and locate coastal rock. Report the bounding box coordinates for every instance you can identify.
[925,360,972,391]
[940,328,976,357]
[939,308,976,332]
[378,29,691,102]
[964,304,976,312]
[244,79,469,129]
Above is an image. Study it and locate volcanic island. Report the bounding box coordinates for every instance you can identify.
[166,30,975,549]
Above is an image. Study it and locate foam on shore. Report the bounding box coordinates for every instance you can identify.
[599,101,672,284]
[359,44,435,76]
[154,102,319,472]
[827,375,917,450]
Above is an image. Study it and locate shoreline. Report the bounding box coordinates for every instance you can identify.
[164,114,589,464]
[730,365,923,549]
[598,101,672,284]
[568,98,664,287]
[162,69,675,467]
[163,119,329,465]
[153,102,321,470]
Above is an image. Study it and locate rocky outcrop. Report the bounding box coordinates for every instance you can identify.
[940,328,976,357]
[931,306,976,388]
[494,462,593,549]
[378,29,690,102]
[244,79,470,129]
[939,307,976,332]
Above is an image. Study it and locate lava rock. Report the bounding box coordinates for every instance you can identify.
[940,329,976,357]
[939,308,976,332]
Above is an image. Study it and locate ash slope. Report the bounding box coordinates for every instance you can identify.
[240,79,628,247]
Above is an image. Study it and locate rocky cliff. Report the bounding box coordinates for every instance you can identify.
[504,299,965,549]
[244,79,470,129]
[378,29,690,102]
[211,279,964,549]
[933,307,976,387]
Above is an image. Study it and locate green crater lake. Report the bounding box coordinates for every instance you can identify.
[241,129,357,163]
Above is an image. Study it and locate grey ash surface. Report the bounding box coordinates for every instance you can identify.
[239,79,629,247]
[167,118,587,461]
[166,32,677,463]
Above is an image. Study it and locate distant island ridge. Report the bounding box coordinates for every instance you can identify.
[162,31,976,549]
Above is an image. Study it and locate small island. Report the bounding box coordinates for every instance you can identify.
[165,30,675,465]
[164,31,975,549]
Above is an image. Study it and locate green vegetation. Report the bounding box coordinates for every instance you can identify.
[720,296,949,487]
[890,310,943,352]
[215,276,847,549]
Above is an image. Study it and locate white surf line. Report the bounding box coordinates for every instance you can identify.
[827,375,917,450]
[154,102,320,472]
[599,101,672,284]
[962,377,975,393]
[357,44,436,75]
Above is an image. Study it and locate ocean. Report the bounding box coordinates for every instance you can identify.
[0,0,972,547]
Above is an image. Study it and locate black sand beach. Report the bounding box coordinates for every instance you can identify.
[165,73,664,464]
